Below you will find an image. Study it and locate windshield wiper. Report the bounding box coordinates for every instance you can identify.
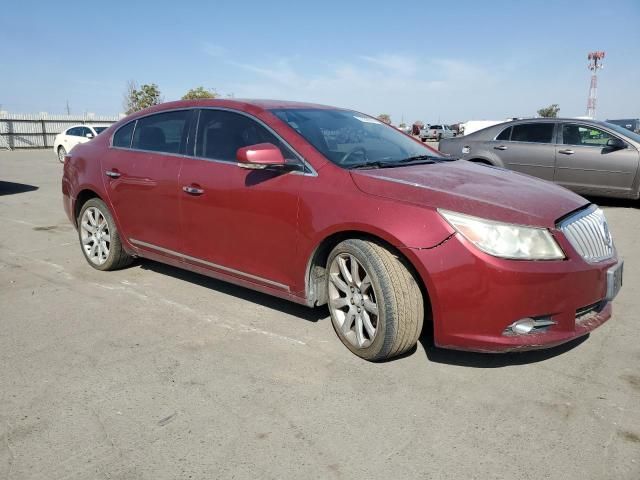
[396,155,442,164]
[348,161,394,170]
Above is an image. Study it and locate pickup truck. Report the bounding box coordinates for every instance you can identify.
[420,124,456,141]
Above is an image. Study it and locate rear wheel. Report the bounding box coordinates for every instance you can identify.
[57,146,67,163]
[326,239,424,361]
[77,198,133,271]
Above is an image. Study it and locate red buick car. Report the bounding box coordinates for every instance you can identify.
[62,99,623,360]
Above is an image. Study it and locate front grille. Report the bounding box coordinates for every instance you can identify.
[558,206,614,263]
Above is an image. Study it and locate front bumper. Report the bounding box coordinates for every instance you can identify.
[411,233,618,352]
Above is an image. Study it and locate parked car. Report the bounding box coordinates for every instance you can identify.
[439,118,640,200]
[420,124,455,141]
[54,124,110,162]
[62,100,622,361]
[605,118,640,134]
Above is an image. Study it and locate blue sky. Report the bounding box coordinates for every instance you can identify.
[1,0,638,123]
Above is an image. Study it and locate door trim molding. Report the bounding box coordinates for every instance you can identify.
[129,238,290,291]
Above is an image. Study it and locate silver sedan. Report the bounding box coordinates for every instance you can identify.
[439,118,640,199]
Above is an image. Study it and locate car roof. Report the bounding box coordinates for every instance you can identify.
[132,99,342,117]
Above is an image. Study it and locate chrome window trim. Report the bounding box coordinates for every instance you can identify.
[109,106,318,177]
[129,238,290,291]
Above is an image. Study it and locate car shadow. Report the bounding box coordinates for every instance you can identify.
[585,195,638,209]
[137,259,328,323]
[0,181,39,196]
[136,260,589,365]
[416,328,589,368]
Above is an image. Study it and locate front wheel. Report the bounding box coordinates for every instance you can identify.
[57,146,67,163]
[77,198,133,271]
[326,239,424,361]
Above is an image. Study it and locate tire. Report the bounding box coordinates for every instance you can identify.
[77,198,133,271]
[326,239,424,361]
[57,146,67,163]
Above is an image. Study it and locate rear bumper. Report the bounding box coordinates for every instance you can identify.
[411,234,617,352]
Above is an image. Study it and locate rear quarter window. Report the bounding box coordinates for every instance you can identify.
[113,121,135,148]
[496,126,511,141]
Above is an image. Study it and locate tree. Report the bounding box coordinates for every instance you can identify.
[537,104,560,118]
[182,86,218,100]
[123,81,162,114]
[377,114,391,124]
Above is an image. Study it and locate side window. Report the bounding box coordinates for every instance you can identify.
[496,126,511,141]
[195,110,298,163]
[131,111,190,154]
[113,121,135,148]
[511,123,554,144]
[67,127,81,136]
[563,124,613,147]
[79,127,92,137]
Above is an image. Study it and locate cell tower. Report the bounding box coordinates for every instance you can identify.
[586,51,605,118]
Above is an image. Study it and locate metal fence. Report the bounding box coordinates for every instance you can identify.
[0,113,122,150]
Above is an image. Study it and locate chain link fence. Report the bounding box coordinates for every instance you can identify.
[0,113,122,150]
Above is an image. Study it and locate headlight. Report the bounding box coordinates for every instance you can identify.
[439,210,565,260]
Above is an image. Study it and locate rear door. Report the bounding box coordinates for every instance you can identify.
[102,110,193,254]
[178,108,305,291]
[554,122,639,196]
[490,122,556,180]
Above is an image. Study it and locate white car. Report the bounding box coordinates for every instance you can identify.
[420,124,456,141]
[53,125,110,162]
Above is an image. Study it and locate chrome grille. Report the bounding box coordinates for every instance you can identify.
[559,206,614,263]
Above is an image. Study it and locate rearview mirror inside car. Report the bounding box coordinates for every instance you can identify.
[236,143,287,169]
[606,137,626,150]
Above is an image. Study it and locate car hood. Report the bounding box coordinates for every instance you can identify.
[350,160,589,228]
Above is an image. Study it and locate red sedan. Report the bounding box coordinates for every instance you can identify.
[62,99,623,360]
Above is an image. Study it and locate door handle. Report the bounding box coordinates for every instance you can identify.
[494,145,508,151]
[182,185,204,195]
[558,149,575,155]
[105,170,121,178]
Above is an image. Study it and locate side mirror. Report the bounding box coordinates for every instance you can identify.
[606,137,626,150]
[86,133,94,139]
[236,143,286,169]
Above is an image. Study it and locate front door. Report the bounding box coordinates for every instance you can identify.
[102,110,193,254]
[554,123,639,196]
[178,109,305,291]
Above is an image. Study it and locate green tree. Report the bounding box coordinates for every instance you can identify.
[377,114,391,124]
[124,81,162,114]
[182,86,218,100]
[537,104,560,118]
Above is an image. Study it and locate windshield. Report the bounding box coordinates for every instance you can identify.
[270,108,445,168]
[93,127,108,134]
[602,122,640,143]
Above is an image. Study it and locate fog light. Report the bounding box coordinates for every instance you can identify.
[503,317,556,336]
[512,318,535,334]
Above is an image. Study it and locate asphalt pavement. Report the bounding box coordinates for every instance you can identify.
[1,150,639,479]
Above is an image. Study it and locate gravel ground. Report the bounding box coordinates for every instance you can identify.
[1,149,639,480]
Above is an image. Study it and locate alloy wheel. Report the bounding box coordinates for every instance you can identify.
[80,207,111,266]
[328,253,379,348]
[58,147,66,163]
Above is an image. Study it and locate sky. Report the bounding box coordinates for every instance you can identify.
[1,0,639,124]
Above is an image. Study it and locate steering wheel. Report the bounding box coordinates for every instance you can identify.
[339,146,368,165]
